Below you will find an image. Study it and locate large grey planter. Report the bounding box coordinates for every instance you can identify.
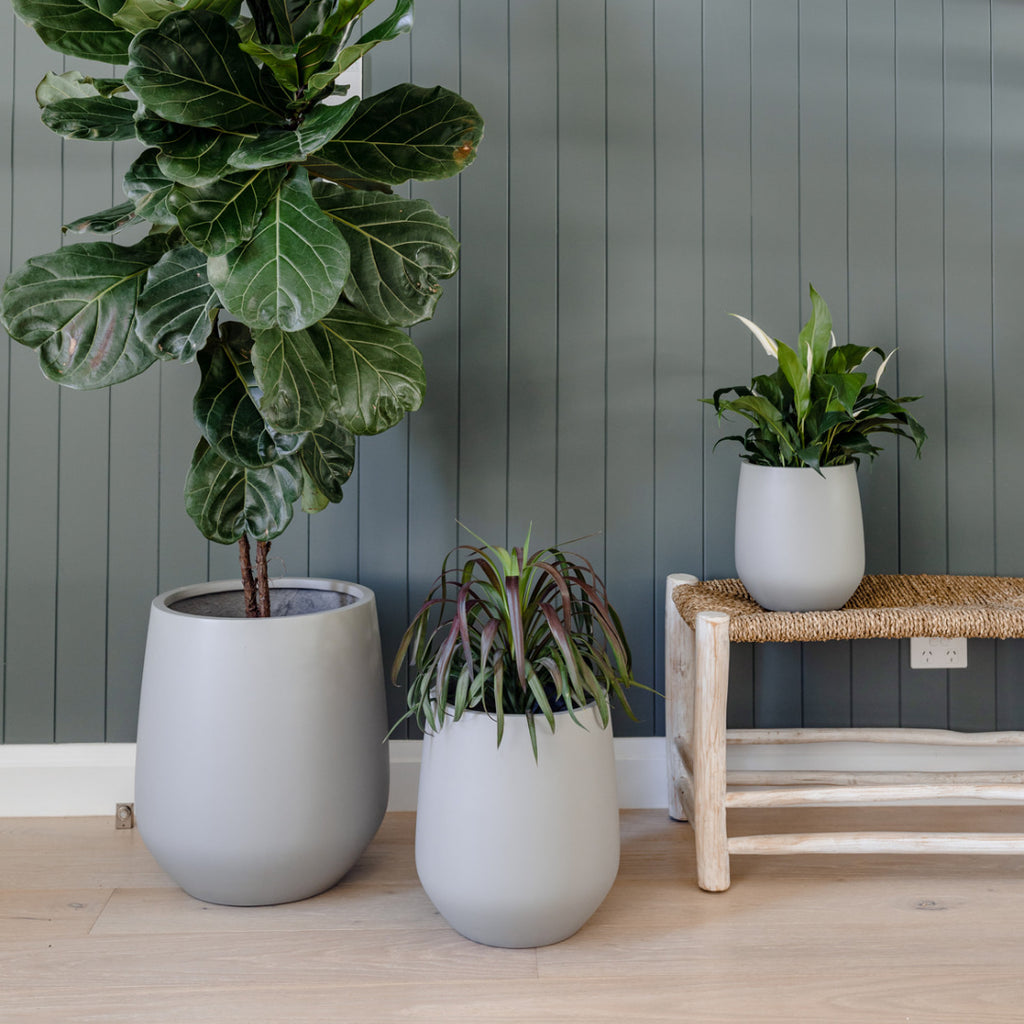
[134,578,389,906]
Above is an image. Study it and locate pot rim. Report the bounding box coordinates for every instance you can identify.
[739,460,858,474]
[151,577,374,620]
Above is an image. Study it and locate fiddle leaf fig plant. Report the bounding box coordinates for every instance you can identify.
[1,0,483,616]
[706,285,927,470]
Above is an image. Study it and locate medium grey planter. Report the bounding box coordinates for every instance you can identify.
[134,578,389,906]
[415,705,620,947]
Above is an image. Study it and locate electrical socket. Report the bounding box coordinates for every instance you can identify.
[910,637,968,669]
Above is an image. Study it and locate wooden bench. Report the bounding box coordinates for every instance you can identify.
[665,572,1024,891]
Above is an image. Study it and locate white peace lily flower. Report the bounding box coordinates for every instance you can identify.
[730,313,778,358]
[875,349,896,386]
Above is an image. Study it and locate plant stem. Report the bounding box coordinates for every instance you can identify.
[256,539,272,618]
[238,535,259,618]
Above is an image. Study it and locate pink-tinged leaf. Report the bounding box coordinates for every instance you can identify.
[506,575,527,691]
[455,580,475,677]
[534,559,573,633]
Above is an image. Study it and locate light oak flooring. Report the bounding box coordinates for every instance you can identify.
[3,807,1024,1022]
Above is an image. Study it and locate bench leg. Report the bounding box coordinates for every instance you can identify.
[666,574,698,821]
[693,610,731,892]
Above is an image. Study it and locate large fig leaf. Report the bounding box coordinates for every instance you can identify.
[63,201,138,234]
[302,155,393,193]
[122,149,178,227]
[168,165,288,256]
[155,126,250,186]
[0,236,166,388]
[126,10,284,131]
[36,70,127,106]
[194,338,278,466]
[185,437,301,543]
[40,95,138,141]
[12,0,134,63]
[136,244,218,360]
[251,326,333,433]
[112,0,243,33]
[316,84,483,185]
[299,418,354,509]
[207,167,350,331]
[314,185,458,327]
[308,304,424,435]
[227,98,359,171]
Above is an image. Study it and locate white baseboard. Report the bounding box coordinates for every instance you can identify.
[3,738,1024,817]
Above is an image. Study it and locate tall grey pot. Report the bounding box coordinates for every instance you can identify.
[134,578,390,906]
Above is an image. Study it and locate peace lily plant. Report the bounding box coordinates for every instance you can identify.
[1,0,483,616]
[707,286,926,469]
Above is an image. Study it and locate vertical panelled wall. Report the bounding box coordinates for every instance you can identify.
[2,0,1024,743]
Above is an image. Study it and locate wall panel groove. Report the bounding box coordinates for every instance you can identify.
[1,0,1021,744]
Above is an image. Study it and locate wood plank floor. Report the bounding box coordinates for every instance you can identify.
[3,807,1024,1022]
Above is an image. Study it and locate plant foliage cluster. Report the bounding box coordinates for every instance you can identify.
[707,286,926,469]
[393,530,638,756]
[1,0,483,548]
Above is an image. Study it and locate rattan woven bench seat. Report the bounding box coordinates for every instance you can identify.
[672,574,1024,644]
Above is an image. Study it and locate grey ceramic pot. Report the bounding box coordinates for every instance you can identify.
[134,578,390,906]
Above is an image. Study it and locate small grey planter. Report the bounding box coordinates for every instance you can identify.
[134,578,390,906]
[734,462,865,611]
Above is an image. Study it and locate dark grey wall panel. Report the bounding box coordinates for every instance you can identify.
[3,0,1024,744]
[0,12,15,740]
[5,23,63,742]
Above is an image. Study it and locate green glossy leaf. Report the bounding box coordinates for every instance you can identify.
[185,436,301,543]
[261,0,333,45]
[227,97,359,170]
[314,184,458,327]
[40,95,139,141]
[302,155,393,192]
[63,201,138,234]
[36,70,127,107]
[309,304,424,434]
[320,0,374,36]
[207,167,350,331]
[798,283,833,375]
[356,0,413,45]
[126,10,284,131]
[776,341,810,422]
[1,237,166,388]
[122,149,178,227]
[12,0,134,63]
[112,0,242,33]
[301,0,413,96]
[136,244,218,360]
[814,372,866,414]
[134,111,191,147]
[317,84,483,185]
[251,326,333,433]
[155,127,249,187]
[112,0,181,31]
[168,165,288,256]
[194,336,275,466]
[298,418,355,506]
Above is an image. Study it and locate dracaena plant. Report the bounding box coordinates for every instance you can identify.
[392,528,638,757]
[0,0,483,616]
[706,285,927,469]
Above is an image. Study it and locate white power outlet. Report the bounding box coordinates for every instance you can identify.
[910,637,968,669]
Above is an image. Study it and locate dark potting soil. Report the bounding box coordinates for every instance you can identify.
[169,588,357,618]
